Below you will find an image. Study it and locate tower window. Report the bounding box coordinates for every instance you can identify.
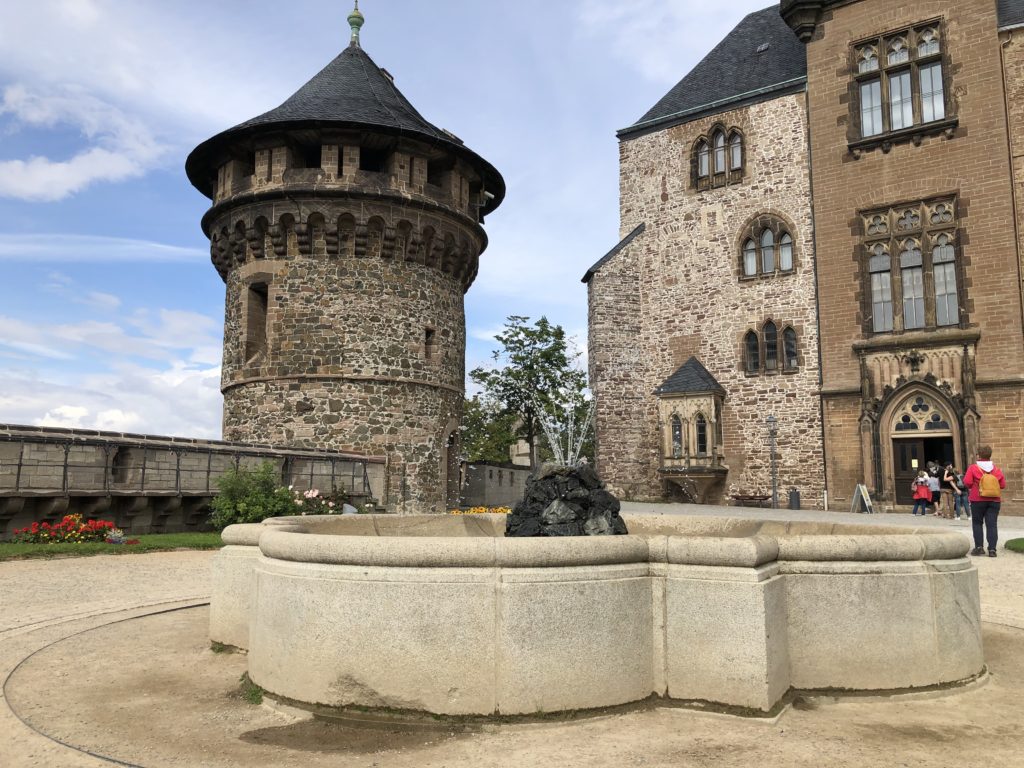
[245,282,269,363]
[359,146,389,173]
[299,144,322,170]
[424,327,436,360]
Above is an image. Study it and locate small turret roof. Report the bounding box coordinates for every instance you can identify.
[186,38,504,212]
[655,357,726,397]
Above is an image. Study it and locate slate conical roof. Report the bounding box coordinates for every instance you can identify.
[655,357,726,397]
[186,41,505,212]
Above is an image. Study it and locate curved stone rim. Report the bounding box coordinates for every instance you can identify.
[234,514,970,567]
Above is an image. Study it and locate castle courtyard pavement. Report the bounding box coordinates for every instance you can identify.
[1,506,1022,767]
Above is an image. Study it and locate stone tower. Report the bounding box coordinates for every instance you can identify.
[185,5,505,513]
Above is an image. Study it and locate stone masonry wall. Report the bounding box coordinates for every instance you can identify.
[594,93,825,506]
[213,195,478,515]
[804,0,1024,512]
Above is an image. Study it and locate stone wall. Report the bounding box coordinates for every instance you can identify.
[801,0,1024,512]
[592,93,824,507]
[459,462,531,509]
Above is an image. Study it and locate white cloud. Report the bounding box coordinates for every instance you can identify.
[0,84,166,201]
[4,362,222,438]
[0,233,206,263]
[84,291,122,310]
[576,0,771,84]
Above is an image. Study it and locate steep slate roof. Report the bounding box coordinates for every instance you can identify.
[1000,0,1024,28]
[655,357,726,397]
[186,42,504,211]
[619,5,806,139]
[232,45,452,140]
[581,223,645,283]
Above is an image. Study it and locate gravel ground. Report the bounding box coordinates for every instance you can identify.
[1,508,1022,767]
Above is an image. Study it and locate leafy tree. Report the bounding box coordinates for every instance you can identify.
[460,395,518,464]
[209,462,299,529]
[469,315,590,468]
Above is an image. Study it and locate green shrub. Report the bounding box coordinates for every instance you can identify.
[209,462,298,529]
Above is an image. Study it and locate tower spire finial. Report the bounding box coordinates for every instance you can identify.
[348,1,365,47]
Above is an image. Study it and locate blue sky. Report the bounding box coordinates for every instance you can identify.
[0,0,770,438]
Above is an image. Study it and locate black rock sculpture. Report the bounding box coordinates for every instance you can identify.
[505,463,628,537]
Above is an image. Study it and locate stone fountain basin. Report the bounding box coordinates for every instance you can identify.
[211,514,982,716]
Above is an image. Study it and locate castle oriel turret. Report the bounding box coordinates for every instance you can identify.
[186,9,505,513]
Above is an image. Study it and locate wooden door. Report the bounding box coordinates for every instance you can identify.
[893,439,924,505]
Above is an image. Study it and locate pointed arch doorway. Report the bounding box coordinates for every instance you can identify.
[881,388,960,506]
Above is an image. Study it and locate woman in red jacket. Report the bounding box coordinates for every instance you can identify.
[910,470,932,516]
[962,445,1007,557]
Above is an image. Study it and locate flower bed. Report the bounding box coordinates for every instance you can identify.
[12,514,128,544]
[449,506,511,515]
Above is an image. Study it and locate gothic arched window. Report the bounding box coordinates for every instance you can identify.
[692,126,745,189]
[729,133,743,170]
[744,330,760,373]
[739,217,795,279]
[671,415,683,459]
[763,321,778,371]
[742,239,757,277]
[933,232,958,327]
[713,132,726,174]
[760,229,775,273]
[695,413,709,456]
[783,327,798,371]
[779,233,794,272]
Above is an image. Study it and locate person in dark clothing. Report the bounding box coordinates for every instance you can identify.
[943,463,969,521]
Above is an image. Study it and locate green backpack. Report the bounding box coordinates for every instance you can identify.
[979,470,1001,499]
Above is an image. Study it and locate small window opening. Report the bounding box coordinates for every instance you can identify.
[242,152,256,176]
[245,283,269,362]
[427,160,445,187]
[671,415,683,459]
[424,327,436,360]
[299,144,322,170]
[359,146,389,173]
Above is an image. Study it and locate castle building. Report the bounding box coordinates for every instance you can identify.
[186,6,504,513]
[587,0,1024,513]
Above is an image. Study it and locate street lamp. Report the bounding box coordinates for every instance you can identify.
[766,414,779,509]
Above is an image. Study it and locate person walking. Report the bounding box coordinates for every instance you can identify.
[910,470,931,516]
[943,463,969,521]
[926,463,942,515]
[962,446,1006,557]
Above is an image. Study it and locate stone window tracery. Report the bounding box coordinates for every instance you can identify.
[692,126,744,190]
[893,395,951,432]
[861,197,962,335]
[851,22,951,149]
[739,216,795,279]
[744,322,799,375]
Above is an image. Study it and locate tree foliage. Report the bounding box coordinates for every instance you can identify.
[209,462,298,529]
[469,315,591,468]
[460,395,518,464]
